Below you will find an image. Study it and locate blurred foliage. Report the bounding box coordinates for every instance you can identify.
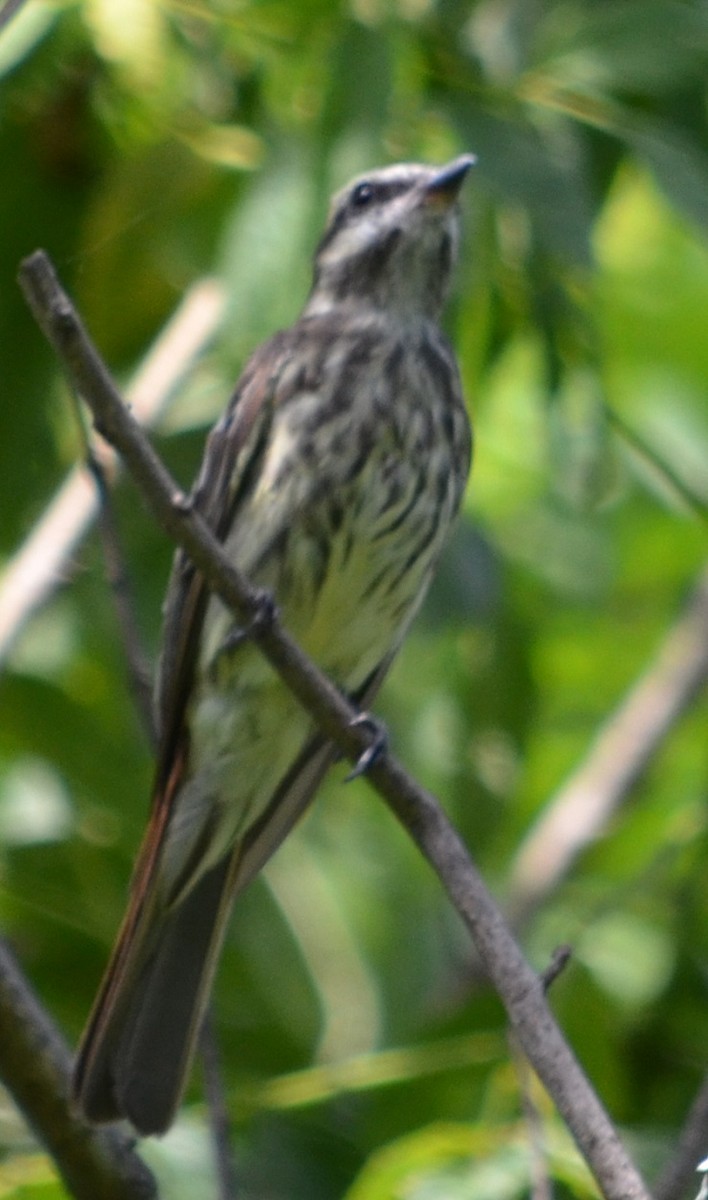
[1,0,707,1197]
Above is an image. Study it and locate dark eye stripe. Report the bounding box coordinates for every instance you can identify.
[316,179,412,257]
[349,180,408,210]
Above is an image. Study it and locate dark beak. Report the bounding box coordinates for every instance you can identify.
[424,154,476,208]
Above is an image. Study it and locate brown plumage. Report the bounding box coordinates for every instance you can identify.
[72,155,474,1135]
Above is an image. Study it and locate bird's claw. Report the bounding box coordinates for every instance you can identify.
[345,712,388,781]
[247,588,278,637]
[211,590,277,677]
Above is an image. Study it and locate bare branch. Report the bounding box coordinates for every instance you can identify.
[0,940,156,1200]
[0,276,225,666]
[510,1034,554,1200]
[654,1074,708,1200]
[87,448,156,742]
[0,0,29,33]
[506,568,708,927]
[540,945,573,993]
[200,1013,240,1200]
[18,248,652,1200]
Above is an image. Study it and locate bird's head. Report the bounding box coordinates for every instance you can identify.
[306,155,475,321]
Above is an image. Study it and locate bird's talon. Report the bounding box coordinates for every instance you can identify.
[221,627,248,655]
[345,713,388,781]
[211,591,277,678]
[248,588,278,636]
[172,490,194,514]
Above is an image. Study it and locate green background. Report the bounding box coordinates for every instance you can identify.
[1,1,707,1196]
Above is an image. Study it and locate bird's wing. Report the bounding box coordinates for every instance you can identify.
[153,328,291,787]
[72,329,299,1125]
[154,308,389,802]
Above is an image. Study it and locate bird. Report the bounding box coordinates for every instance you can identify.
[72,153,475,1136]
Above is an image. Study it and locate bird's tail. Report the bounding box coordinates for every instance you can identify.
[72,850,239,1136]
[71,733,338,1136]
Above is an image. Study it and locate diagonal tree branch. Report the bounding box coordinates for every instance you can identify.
[16,248,652,1200]
[200,1013,240,1200]
[0,0,30,33]
[0,276,225,667]
[654,1073,708,1200]
[506,565,708,927]
[0,939,157,1200]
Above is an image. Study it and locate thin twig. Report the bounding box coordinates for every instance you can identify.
[540,945,572,993]
[506,568,708,927]
[606,406,708,522]
[61,363,155,737]
[654,1074,708,1200]
[0,0,29,33]
[86,448,156,742]
[0,940,156,1200]
[200,1012,240,1200]
[510,1034,554,1200]
[17,248,652,1200]
[0,276,225,666]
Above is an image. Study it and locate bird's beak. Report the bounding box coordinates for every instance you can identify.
[424,154,477,209]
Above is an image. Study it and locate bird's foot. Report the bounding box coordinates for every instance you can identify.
[211,590,277,677]
[345,712,388,781]
[247,587,278,637]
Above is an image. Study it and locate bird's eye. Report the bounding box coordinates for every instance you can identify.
[351,181,375,208]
